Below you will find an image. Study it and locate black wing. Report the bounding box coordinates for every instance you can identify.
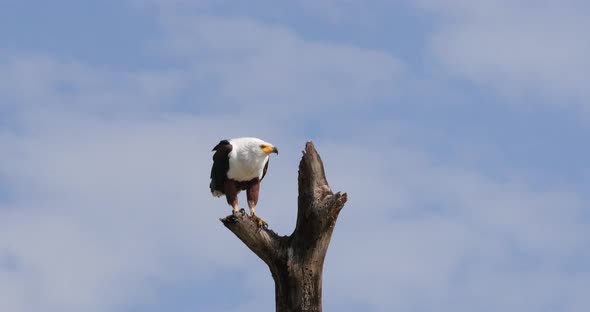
[260,158,270,181]
[210,140,232,194]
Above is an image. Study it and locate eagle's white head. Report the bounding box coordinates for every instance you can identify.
[227,137,278,181]
[231,137,278,156]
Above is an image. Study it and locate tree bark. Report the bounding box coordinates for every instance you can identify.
[221,141,347,312]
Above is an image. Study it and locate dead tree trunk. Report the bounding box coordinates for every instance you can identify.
[221,141,347,312]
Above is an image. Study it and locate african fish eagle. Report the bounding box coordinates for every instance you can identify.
[210,137,278,226]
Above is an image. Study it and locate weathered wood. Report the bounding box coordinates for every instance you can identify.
[221,141,347,312]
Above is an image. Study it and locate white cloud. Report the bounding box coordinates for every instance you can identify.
[0,114,260,312]
[0,53,184,118]
[414,0,590,106]
[156,12,404,115]
[317,137,589,311]
[293,0,382,24]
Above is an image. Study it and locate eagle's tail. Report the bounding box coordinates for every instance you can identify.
[210,179,224,197]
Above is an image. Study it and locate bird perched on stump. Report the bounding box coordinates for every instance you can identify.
[210,137,278,227]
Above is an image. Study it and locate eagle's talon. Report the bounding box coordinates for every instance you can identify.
[239,208,246,216]
[251,215,268,229]
[227,214,239,222]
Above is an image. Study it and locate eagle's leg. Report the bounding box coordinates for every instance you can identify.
[224,180,240,216]
[246,179,267,228]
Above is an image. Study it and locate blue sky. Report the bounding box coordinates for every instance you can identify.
[1,1,589,311]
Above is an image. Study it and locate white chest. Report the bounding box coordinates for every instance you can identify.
[227,149,268,181]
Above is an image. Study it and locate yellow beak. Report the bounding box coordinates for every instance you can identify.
[262,145,279,155]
